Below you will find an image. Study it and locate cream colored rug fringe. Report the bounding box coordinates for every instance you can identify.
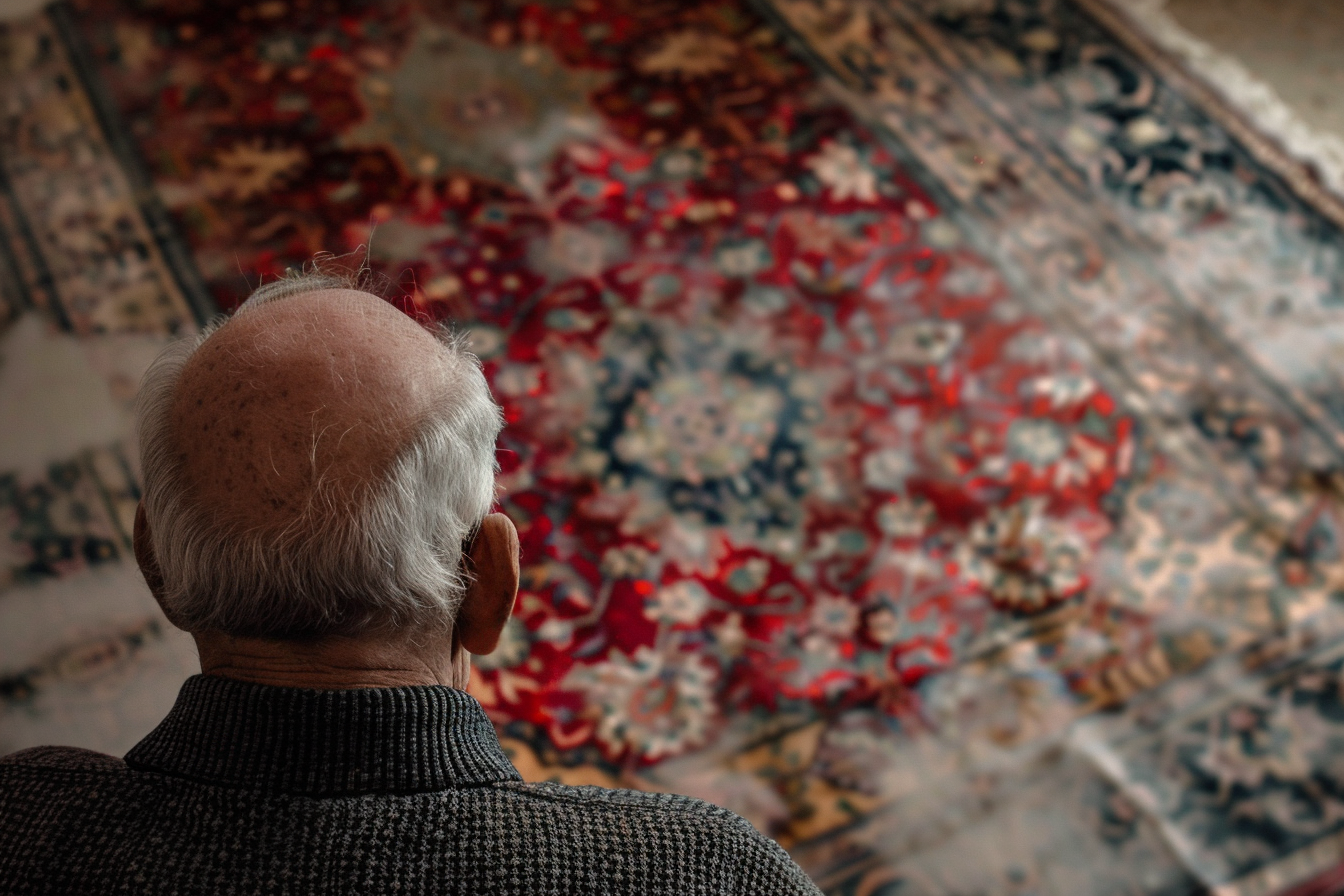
[1100,0,1344,200]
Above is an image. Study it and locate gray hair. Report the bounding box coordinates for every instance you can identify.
[135,266,503,640]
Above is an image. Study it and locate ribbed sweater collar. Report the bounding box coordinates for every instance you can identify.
[124,674,522,796]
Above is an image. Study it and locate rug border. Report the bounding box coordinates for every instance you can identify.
[1076,0,1344,233]
[44,0,218,329]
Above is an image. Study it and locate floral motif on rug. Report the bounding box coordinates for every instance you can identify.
[18,0,1344,892]
[68,0,1136,753]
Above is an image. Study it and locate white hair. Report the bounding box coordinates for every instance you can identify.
[135,268,503,640]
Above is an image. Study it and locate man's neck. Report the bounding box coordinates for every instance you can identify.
[192,629,468,690]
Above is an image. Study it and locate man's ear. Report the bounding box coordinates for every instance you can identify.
[133,501,172,614]
[456,513,520,655]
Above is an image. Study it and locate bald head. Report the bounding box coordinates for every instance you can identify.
[171,290,449,529]
[134,279,503,640]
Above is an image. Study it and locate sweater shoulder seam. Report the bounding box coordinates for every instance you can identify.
[0,746,126,771]
[494,781,745,822]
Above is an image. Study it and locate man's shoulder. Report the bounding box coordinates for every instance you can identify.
[493,780,822,893]
[499,779,742,822]
[0,745,127,774]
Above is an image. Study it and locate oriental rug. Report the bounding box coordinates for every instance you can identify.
[5,1,1344,893]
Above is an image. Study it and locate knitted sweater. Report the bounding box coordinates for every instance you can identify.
[0,675,822,895]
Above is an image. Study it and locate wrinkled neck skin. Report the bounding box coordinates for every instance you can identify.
[179,511,521,691]
[193,627,471,691]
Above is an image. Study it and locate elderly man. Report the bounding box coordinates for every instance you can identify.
[0,273,822,895]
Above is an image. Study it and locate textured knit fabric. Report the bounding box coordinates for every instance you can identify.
[0,675,822,895]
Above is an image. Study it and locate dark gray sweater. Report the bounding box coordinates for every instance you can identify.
[0,675,822,895]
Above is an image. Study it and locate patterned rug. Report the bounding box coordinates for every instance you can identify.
[6,0,1344,893]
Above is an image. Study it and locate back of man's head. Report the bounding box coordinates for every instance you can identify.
[134,270,503,641]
